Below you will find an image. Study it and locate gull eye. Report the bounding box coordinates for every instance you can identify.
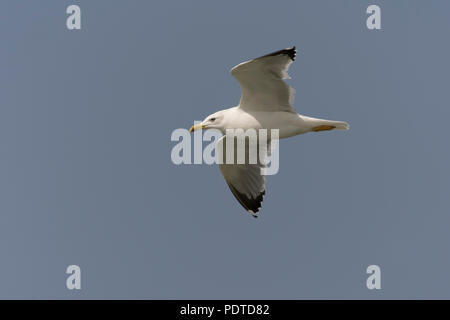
[210,117,216,122]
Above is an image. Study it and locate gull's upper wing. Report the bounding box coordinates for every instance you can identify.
[217,136,269,217]
[230,46,297,113]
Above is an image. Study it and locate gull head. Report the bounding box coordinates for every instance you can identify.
[189,110,226,133]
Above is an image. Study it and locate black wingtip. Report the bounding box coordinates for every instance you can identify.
[262,46,297,61]
[285,46,297,61]
[227,183,265,215]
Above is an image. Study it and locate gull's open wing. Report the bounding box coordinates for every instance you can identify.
[217,136,270,217]
[230,46,297,113]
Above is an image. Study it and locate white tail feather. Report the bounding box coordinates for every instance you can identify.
[303,116,350,132]
[332,121,349,130]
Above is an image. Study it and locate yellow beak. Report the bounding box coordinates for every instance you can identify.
[189,123,205,132]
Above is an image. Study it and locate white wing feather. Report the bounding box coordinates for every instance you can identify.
[230,47,297,113]
[217,135,270,216]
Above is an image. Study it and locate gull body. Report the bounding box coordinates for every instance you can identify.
[201,107,348,139]
[190,46,349,217]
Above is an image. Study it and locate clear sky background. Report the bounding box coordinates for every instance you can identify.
[1,0,449,299]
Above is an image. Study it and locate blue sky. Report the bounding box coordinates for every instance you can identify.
[0,0,449,298]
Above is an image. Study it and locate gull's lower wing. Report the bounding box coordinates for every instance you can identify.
[217,136,268,217]
[230,46,297,113]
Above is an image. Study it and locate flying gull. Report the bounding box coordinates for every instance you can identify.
[189,46,349,217]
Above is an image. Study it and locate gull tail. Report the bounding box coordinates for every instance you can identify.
[329,120,349,130]
[303,116,349,132]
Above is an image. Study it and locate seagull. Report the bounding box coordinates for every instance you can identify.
[189,46,349,217]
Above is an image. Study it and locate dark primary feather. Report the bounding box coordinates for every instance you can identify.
[259,46,296,61]
[227,182,265,216]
